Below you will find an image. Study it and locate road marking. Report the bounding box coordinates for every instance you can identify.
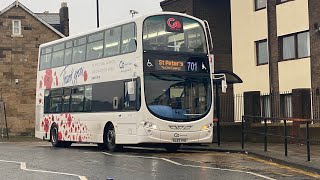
[160,158,182,166]
[0,159,87,180]
[101,152,276,180]
[246,156,320,179]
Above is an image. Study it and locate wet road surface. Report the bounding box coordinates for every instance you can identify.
[0,141,318,180]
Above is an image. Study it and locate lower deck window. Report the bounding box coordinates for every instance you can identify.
[44,78,140,114]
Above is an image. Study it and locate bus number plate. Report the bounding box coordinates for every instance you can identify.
[172,138,187,143]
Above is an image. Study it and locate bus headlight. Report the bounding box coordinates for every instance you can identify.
[201,123,213,131]
[142,121,158,130]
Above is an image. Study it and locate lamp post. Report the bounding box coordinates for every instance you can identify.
[96,0,100,28]
[130,10,139,18]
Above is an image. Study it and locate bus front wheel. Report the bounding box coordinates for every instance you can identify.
[163,144,181,153]
[50,124,72,148]
[105,124,123,152]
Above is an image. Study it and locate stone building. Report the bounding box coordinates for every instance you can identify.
[0,1,68,136]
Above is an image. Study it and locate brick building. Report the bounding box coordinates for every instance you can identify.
[0,1,68,136]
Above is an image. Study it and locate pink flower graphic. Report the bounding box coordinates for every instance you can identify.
[43,69,53,90]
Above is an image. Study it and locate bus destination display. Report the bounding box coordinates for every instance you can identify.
[155,60,200,72]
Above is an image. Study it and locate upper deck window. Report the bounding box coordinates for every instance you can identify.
[104,26,121,57]
[39,22,136,70]
[52,43,65,67]
[73,37,87,63]
[87,32,104,60]
[40,47,52,70]
[121,23,137,54]
[143,15,207,54]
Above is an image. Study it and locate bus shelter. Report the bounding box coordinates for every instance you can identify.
[213,70,242,145]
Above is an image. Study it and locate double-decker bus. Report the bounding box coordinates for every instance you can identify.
[35,12,220,152]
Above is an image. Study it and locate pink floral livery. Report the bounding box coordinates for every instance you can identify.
[43,69,53,90]
[41,114,91,142]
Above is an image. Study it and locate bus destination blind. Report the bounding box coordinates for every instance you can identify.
[155,59,199,72]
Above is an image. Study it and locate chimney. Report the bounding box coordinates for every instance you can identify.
[59,2,69,36]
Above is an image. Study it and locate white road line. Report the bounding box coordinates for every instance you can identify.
[100,152,276,180]
[183,164,276,180]
[160,158,182,166]
[0,159,87,180]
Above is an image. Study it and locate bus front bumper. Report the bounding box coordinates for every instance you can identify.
[137,126,213,144]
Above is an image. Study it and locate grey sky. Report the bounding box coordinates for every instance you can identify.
[1,0,163,35]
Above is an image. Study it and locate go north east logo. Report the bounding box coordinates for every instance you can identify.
[166,17,183,32]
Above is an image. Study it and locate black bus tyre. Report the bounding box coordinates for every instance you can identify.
[163,144,181,153]
[51,124,63,147]
[51,124,72,148]
[106,124,123,152]
[62,141,72,148]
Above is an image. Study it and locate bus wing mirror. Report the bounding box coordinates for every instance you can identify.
[221,79,227,93]
[212,73,227,93]
[127,81,136,95]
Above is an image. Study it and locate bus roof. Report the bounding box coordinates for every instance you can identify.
[39,11,205,48]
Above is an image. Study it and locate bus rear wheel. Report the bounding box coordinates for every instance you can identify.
[105,124,123,152]
[50,124,72,148]
[163,144,181,153]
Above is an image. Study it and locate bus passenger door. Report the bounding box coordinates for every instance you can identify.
[115,80,140,144]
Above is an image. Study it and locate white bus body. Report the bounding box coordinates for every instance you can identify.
[35,12,214,151]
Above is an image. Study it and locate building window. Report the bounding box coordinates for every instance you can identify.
[277,0,293,5]
[280,94,292,118]
[280,31,310,61]
[260,95,271,118]
[255,0,267,11]
[256,39,268,65]
[297,32,310,58]
[12,20,21,36]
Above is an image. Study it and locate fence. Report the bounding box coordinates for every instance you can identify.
[241,115,320,161]
[217,91,294,122]
[216,89,320,122]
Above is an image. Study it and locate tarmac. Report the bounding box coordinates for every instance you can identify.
[1,136,320,175]
[182,142,320,175]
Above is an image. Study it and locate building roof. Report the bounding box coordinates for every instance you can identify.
[0,1,65,37]
[35,13,60,25]
[160,0,178,6]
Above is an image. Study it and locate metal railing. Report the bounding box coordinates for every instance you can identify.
[241,115,320,161]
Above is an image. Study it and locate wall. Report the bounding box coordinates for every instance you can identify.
[231,0,269,94]
[232,0,311,94]
[0,6,61,135]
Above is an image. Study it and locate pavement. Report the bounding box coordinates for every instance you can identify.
[182,142,320,175]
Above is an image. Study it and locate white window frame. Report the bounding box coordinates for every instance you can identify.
[12,20,22,36]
